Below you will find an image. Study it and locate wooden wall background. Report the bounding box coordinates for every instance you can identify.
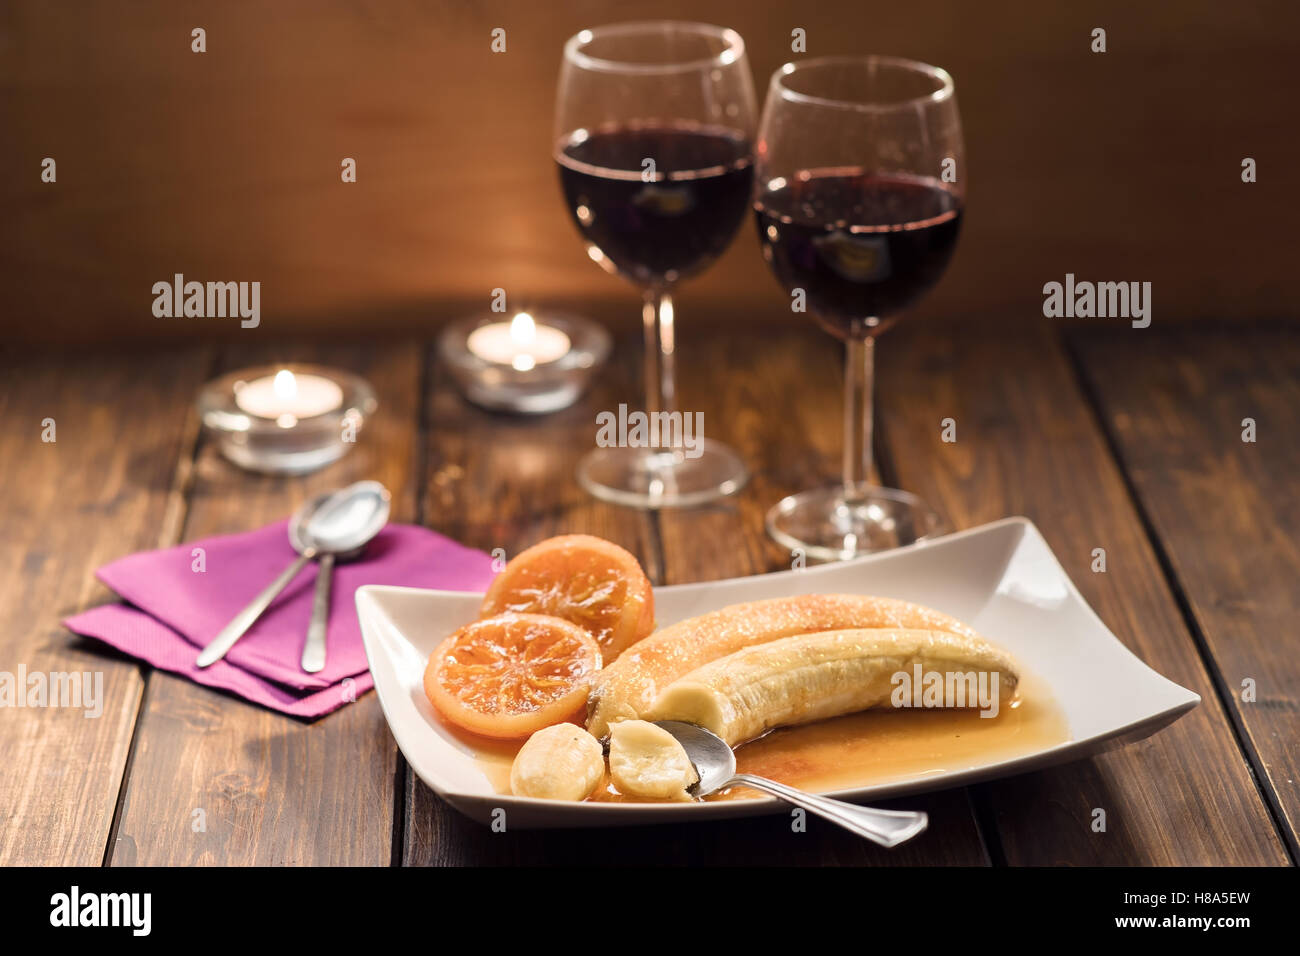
[0,0,1296,346]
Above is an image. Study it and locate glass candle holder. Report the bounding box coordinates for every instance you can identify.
[197,364,377,474]
[439,311,610,414]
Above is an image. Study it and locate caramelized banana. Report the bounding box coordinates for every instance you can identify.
[607,720,698,801]
[587,594,980,737]
[648,628,1019,746]
[509,723,605,801]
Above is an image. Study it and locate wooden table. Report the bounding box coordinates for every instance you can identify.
[1,322,1295,866]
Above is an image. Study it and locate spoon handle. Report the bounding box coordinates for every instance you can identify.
[196,552,315,668]
[727,773,929,848]
[301,552,334,673]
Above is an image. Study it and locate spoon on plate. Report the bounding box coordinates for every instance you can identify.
[196,481,391,669]
[654,720,929,848]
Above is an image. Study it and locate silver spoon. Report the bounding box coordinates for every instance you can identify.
[291,481,391,673]
[654,720,929,848]
[195,481,391,669]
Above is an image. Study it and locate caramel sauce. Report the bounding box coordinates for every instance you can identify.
[714,672,1067,799]
[469,672,1070,802]
[454,731,519,795]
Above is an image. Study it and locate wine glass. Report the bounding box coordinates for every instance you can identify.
[754,56,965,559]
[555,21,757,508]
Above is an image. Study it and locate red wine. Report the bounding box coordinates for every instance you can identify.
[754,170,963,337]
[557,123,754,285]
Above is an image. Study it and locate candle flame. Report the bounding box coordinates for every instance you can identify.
[510,312,536,344]
[510,314,538,369]
[273,370,299,426]
[273,368,298,400]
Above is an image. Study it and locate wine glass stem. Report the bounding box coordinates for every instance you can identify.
[843,334,875,503]
[642,287,676,418]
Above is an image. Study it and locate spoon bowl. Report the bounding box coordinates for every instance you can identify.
[293,480,391,558]
[654,719,929,848]
[653,720,738,794]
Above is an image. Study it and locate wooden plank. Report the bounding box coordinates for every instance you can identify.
[0,349,208,865]
[1072,326,1300,856]
[654,327,991,866]
[109,343,420,866]
[876,322,1288,865]
[656,329,841,587]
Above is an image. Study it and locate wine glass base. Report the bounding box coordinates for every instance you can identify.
[766,485,946,561]
[578,439,749,509]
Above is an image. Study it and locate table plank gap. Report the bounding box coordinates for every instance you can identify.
[386,344,440,866]
[1066,329,1297,864]
[1068,325,1300,861]
[100,349,215,866]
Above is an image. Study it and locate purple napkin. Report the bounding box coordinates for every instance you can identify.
[64,521,495,718]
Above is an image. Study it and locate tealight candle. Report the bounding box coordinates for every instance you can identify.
[440,310,610,414]
[234,369,344,427]
[198,364,377,474]
[466,313,572,371]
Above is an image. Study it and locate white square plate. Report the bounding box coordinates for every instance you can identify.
[357,517,1198,828]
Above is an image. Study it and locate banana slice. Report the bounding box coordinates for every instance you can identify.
[509,723,605,801]
[587,594,981,737]
[608,720,698,801]
[647,628,1020,746]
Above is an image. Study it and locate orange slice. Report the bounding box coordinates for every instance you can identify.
[480,534,654,661]
[424,613,602,739]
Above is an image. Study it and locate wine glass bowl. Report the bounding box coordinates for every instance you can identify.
[754,56,965,559]
[555,22,757,508]
[557,123,754,287]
